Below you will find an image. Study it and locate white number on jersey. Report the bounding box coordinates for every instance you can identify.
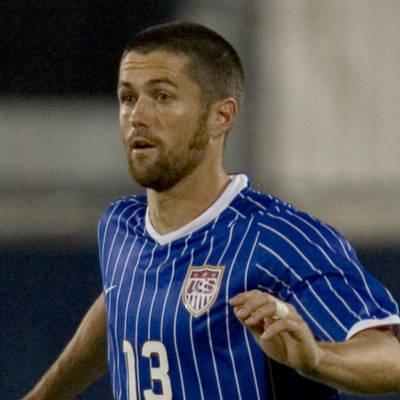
[123,339,172,400]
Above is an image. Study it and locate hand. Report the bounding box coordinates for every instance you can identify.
[229,290,322,374]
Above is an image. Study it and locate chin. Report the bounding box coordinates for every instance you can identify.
[129,167,176,192]
[127,146,206,192]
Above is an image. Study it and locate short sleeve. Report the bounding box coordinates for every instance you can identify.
[255,209,400,342]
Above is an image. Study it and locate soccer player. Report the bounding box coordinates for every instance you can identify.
[22,22,400,400]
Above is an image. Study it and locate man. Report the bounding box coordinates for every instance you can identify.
[22,21,400,400]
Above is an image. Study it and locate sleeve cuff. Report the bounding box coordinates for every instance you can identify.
[346,315,400,340]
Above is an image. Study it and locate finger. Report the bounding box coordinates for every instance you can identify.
[261,316,311,342]
[229,290,263,306]
[231,292,270,320]
[272,300,289,320]
[261,318,300,341]
[238,297,290,323]
[242,302,277,325]
[233,305,262,322]
[249,299,290,325]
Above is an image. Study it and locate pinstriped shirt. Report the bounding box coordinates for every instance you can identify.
[98,174,400,400]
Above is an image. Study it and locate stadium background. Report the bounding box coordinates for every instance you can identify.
[1,1,399,399]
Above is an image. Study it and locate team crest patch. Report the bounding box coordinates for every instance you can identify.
[182,265,225,317]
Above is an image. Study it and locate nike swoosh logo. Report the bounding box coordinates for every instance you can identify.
[104,285,117,295]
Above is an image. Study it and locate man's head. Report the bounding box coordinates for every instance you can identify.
[122,21,245,111]
[118,22,244,192]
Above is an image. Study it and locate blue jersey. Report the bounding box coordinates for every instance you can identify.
[98,174,400,400]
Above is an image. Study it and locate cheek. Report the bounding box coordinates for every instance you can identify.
[119,109,128,127]
[164,110,199,138]
[119,111,131,139]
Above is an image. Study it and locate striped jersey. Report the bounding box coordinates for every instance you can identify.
[98,174,400,400]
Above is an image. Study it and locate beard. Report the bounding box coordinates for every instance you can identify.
[127,116,209,192]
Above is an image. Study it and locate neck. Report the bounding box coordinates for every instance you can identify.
[146,160,230,235]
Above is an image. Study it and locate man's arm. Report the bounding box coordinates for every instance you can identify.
[230,290,400,395]
[21,294,108,400]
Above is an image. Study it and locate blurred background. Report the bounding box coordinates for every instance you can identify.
[1,0,399,399]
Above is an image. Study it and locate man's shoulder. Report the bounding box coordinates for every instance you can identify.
[233,185,294,219]
[238,186,348,250]
[109,192,147,207]
[101,193,147,219]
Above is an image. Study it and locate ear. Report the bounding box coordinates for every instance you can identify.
[208,97,238,138]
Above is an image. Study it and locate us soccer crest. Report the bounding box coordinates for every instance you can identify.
[182,265,225,317]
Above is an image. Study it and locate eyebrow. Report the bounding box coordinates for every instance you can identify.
[117,77,178,90]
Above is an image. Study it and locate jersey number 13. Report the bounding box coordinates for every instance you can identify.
[123,339,173,400]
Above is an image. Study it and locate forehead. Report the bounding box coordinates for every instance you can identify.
[119,50,193,84]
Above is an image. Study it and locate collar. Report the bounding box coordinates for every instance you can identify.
[145,173,248,245]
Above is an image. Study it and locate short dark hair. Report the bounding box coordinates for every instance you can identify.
[123,21,245,109]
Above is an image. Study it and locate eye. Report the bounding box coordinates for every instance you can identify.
[155,91,172,104]
[119,93,136,105]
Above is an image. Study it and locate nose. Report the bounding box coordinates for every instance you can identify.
[128,95,153,127]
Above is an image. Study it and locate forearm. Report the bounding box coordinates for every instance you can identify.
[301,329,400,395]
[230,291,400,396]
[22,294,108,400]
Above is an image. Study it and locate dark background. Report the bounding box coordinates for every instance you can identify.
[0,1,177,96]
[1,1,399,399]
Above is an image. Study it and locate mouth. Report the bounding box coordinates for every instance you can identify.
[130,138,156,151]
